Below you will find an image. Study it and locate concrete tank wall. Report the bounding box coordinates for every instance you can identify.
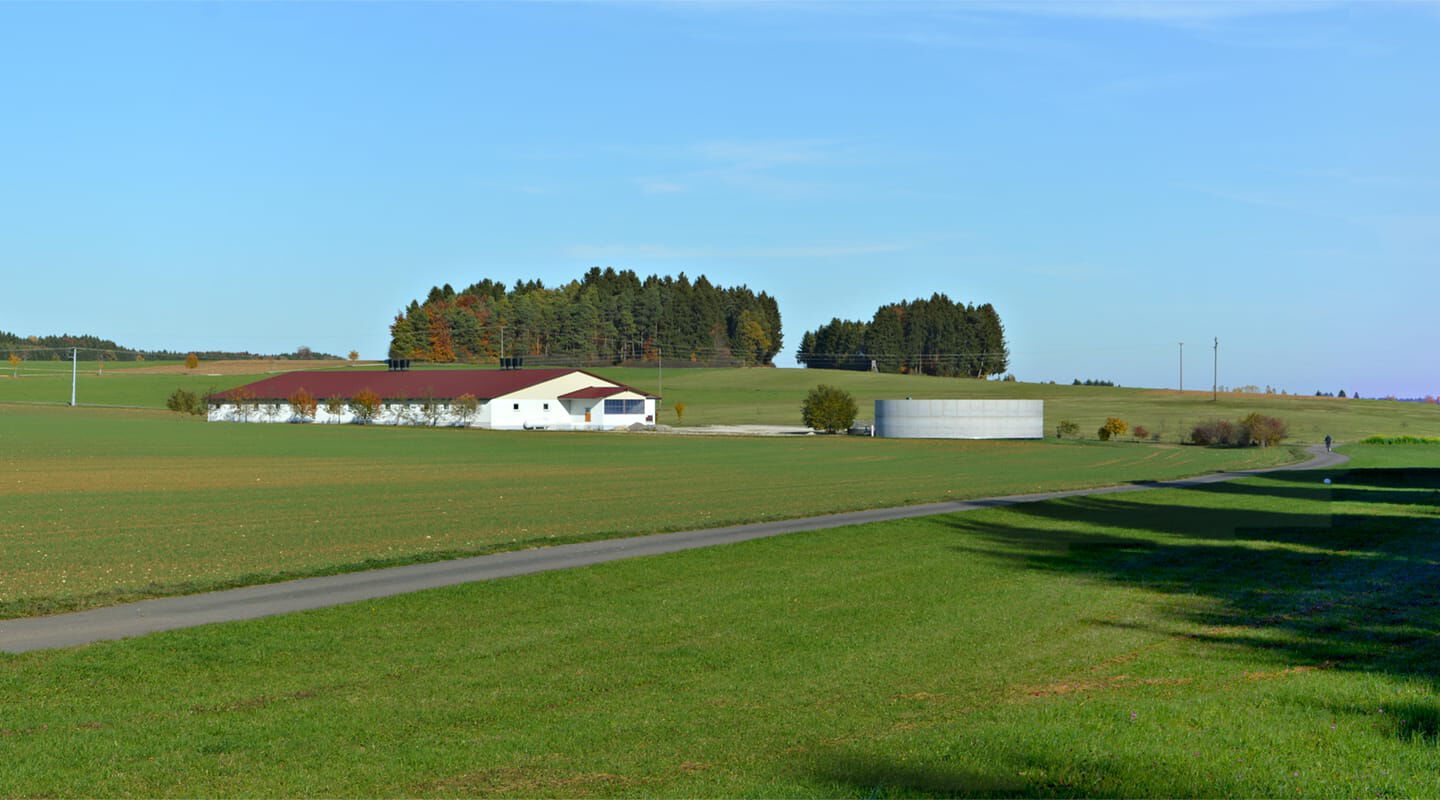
[874,399,1044,439]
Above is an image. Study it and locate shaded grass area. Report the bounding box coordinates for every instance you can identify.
[0,404,1297,617]
[3,445,1440,796]
[6,365,1439,445]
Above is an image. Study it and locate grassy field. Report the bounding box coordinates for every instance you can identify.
[5,364,1437,444]
[3,443,1437,797]
[0,404,1298,617]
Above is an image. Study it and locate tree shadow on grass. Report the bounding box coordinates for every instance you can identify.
[944,464,1440,678]
[810,464,1440,798]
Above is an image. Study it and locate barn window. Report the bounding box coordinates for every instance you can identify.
[513,403,519,410]
[604,399,644,415]
[543,402,549,410]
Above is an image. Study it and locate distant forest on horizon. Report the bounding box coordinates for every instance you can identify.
[798,295,1009,378]
[387,268,783,367]
[0,331,338,362]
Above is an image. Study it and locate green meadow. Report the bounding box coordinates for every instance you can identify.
[3,443,1438,797]
[4,364,1438,444]
[0,404,1296,617]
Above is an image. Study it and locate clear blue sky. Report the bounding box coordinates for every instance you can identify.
[2,1,1436,396]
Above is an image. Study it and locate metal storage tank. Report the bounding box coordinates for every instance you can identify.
[873,399,1043,439]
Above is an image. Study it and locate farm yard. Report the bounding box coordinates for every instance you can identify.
[2,442,1439,797]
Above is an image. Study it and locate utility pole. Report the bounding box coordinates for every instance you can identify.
[499,326,505,362]
[1178,342,1184,392]
[70,347,77,406]
[1212,337,1219,402]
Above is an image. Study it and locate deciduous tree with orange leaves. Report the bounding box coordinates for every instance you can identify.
[288,387,318,422]
[351,389,382,424]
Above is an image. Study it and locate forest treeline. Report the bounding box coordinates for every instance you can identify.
[796,294,1008,378]
[388,268,782,366]
[0,331,336,361]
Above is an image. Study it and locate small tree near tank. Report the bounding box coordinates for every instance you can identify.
[7,353,19,378]
[351,389,382,424]
[1097,417,1128,441]
[184,353,199,370]
[802,384,858,433]
[674,401,686,423]
[1055,420,1079,439]
[288,387,318,423]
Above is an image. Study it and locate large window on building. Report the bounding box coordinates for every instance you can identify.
[604,398,644,415]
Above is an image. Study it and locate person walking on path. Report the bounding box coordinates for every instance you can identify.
[1325,434,1333,452]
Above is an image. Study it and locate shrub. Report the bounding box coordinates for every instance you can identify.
[802,384,858,433]
[1132,425,1150,441]
[165,388,200,415]
[351,389,382,424]
[1240,413,1288,447]
[1360,435,1440,445]
[674,401,686,422]
[1191,419,1238,446]
[184,353,199,370]
[1097,417,1128,441]
[1055,420,1080,439]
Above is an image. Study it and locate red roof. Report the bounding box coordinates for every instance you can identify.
[211,368,655,402]
[558,386,628,399]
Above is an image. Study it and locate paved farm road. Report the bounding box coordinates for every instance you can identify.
[0,444,1348,653]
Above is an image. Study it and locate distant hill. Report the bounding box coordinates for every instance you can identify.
[0,331,338,362]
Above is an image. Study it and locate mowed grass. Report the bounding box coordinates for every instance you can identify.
[6,364,1435,445]
[0,404,1298,617]
[3,444,1438,797]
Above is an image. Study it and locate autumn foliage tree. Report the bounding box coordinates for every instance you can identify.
[673,401,686,423]
[287,387,318,422]
[453,394,480,426]
[1240,413,1289,447]
[7,353,19,377]
[1097,417,1128,441]
[348,350,359,363]
[229,386,257,422]
[351,389,382,424]
[184,353,199,370]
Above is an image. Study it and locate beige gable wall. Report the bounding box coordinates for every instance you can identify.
[497,371,621,400]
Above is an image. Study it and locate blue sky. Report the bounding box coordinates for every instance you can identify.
[2,1,1436,395]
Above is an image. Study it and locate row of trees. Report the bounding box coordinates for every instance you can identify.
[796,294,1008,378]
[180,386,485,426]
[388,268,783,367]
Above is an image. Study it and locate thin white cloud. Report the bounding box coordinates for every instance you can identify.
[635,178,686,193]
[945,0,1343,24]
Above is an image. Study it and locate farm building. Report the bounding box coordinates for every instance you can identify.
[874,399,1044,439]
[207,368,658,430]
